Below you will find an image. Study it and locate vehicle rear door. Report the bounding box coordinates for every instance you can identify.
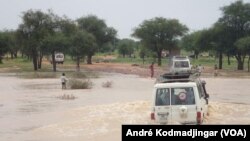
[154,88,171,124]
[170,87,197,124]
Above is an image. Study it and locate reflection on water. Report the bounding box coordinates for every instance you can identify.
[0,73,250,141]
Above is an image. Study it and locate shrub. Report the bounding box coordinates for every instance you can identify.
[102,80,113,88]
[69,78,93,89]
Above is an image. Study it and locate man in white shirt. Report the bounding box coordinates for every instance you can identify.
[60,73,68,89]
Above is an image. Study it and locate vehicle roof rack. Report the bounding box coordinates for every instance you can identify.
[156,72,199,83]
[172,56,189,60]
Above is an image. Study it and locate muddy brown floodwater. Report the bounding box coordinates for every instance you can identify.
[0,72,250,141]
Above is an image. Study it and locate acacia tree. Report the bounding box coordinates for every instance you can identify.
[41,18,77,72]
[208,23,235,69]
[117,39,136,58]
[181,31,202,59]
[41,33,68,72]
[69,30,96,71]
[77,15,117,64]
[132,17,188,66]
[218,1,250,70]
[4,31,18,59]
[235,36,250,71]
[17,9,57,70]
[0,32,9,63]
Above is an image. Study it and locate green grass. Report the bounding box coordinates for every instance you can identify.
[0,57,99,79]
[1,55,250,75]
[190,56,245,70]
[0,57,52,72]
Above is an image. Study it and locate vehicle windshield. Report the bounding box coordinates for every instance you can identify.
[155,87,195,106]
[174,61,189,68]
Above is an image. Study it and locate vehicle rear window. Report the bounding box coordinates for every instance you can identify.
[155,88,170,106]
[171,87,195,105]
[56,54,64,58]
[174,61,189,68]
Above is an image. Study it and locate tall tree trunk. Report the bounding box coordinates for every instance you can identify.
[52,51,56,72]
[157,51,162,66]
[219,51,223,69]
[32,51,38,71]
[14,51,17,58]
[236,54,245,70]
[0,56,2,64]
[38,52,43,69]
[87,54,92,64]
[248,56,250,72]
[238,60,244,70]
[11,53,14,59]
[227,55,231,65]
[76,56,80,72]
[195,50,199,59]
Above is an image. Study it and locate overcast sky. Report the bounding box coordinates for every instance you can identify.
[0,0,249,39]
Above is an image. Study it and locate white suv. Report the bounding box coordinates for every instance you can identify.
[151,73,209,125]
[169,56,191,74]
[50,52,64,64]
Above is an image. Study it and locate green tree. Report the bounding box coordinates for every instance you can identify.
[117,39,136,58]
[0,32,9,63]
[77,15,117,64]
[132,17,188,66]
[17,9,59,70]
[218,0,250,70]
[42,33,68,72]
[181,29,212,59]
[69,30,96,71]
[235,36,250,71]
[209,23,234,69]
[138,43,150,64]
[4,31,18,59]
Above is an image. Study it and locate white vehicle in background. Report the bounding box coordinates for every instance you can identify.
[151,73,209,125]
[50,52,64,64]
[169,56,192,74]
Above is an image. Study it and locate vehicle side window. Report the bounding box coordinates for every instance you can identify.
[155,88,170,106]
[197,82,205,98]
[171,87,195,105]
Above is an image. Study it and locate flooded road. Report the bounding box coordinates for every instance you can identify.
[0,73,250,141]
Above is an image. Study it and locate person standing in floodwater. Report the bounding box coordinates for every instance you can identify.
[149,62,154,78]
[60,73,68,89]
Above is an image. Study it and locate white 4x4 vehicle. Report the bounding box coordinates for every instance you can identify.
[50,52,64,64]
[151,73,209,125]
[169,56,192,74]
